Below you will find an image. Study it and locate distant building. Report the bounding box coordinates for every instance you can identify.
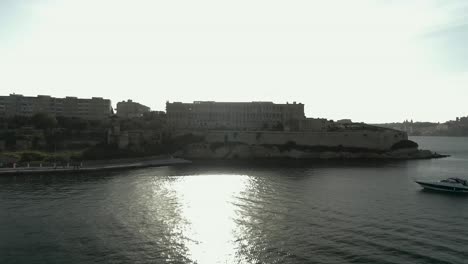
[143,111,166,119]
[142,111,167,127]
[0,103,5,118]
[116,100,150,118]
[0,94,112,120]
[336,119,352,124]
[300,118,329,131]
[166,101,327,131]
[436,123,449,131]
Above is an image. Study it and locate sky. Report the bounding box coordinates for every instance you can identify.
[1,0,467,123]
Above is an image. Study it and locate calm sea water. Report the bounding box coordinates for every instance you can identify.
[1,136,468,264]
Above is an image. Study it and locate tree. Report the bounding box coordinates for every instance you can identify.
[56,116,89,130]
[31,113,57,130]
[2,131,16,149]
[7,115,31,129]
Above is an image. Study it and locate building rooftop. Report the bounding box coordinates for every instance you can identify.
[171,101,303,105]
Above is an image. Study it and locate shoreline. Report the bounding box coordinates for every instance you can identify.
[0,157,192,176]
[183,152,450,161]
[0,150,450,176]
[177,142,450,160]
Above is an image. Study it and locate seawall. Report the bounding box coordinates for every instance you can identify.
[177,143,444,160]
[175,129,408,151]
[0,158,192,176]
[171,129,450,160]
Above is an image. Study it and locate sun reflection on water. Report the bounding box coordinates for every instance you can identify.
[170,174,250,263]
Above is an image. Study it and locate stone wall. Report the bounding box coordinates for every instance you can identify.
[175,129,407,151]
[179,143,433,160]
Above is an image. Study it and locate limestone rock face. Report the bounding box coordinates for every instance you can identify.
[179,143,446,160]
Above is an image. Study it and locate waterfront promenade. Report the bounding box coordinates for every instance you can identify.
[0,156,191,175]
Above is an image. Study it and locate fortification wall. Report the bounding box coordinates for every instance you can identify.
[176,129,407,151]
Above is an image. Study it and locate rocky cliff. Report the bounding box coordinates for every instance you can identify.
[175,142,446,160]
[171,127,447,160]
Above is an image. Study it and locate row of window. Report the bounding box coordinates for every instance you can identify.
[169,112,288,119]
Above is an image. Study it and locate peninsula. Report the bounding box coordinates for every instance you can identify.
[375,117,468,137]
[0,94,446,168]
[164,101,444,160]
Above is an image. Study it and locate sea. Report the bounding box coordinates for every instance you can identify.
[1,136,468,264]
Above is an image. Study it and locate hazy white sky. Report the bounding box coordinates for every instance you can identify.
[1,0,467,123]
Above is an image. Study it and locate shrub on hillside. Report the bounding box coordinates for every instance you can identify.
[391,140,419,150]
[31,113,57,130]
[19,151,47,162]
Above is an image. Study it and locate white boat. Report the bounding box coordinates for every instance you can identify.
[415,177,468,193]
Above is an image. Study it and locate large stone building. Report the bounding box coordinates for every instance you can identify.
[0,94,112,120]
[166,101,327,131]
[116,100,150,118]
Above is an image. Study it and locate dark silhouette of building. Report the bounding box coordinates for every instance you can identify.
[116,100,150,118]
[0,94,112,120]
